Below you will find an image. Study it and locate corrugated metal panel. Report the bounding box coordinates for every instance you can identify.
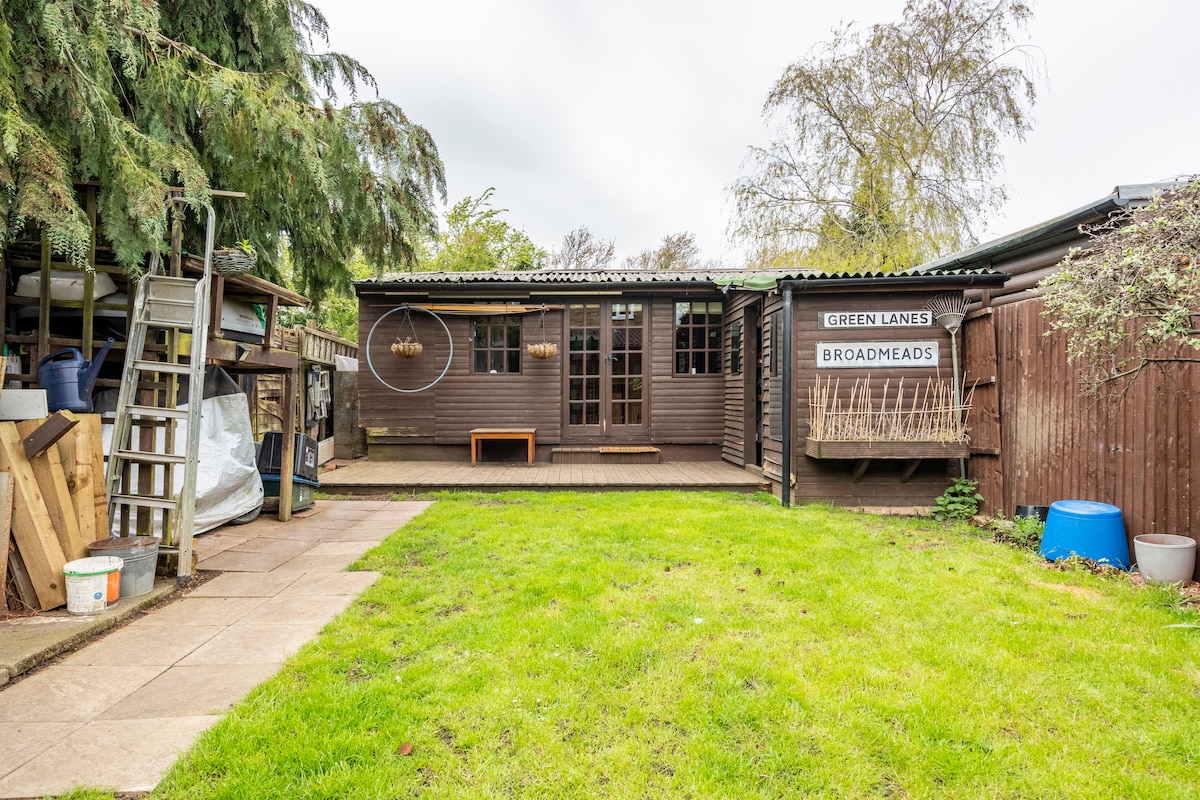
[358,267,1000,287]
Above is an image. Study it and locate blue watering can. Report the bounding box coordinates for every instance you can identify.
[37,338,115,413]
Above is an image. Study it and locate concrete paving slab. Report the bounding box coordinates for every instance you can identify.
[176,623,324,666]
[197,548,297,573]
[0,498,431,797]
[311,507,375,521]
[0,721,84,780]
[0,665,166,722]
[193,531,254,558]
[305,540,379,557]
[284,571,382,597]
[239,591,359,626]
[375,500,434,523]
[220,536,317,556]
[274,517,370,532]
[62,624,225,667]
[269,552,363,574]
[0,581,177,686]
[334,499,397,511]
[0,716,219,797]
[186,571,300,598]
[101,663,280,719]
[300,526,397,543]
[343,522,408,534]
[136,596,266,628]
[248,524,337,542]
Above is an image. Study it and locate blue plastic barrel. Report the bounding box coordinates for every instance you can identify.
[1039,500,1129,569]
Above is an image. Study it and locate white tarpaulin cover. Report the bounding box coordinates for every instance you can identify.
[105,373,263,536]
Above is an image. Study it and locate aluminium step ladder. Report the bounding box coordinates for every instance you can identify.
[105,200,216,582]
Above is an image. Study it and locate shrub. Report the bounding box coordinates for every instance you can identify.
[994,515,1043,551]
[933,477,983,522]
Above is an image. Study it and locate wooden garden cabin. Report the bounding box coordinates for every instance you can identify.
[356,266,1007,508]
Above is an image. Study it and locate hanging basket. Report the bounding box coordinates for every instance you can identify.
[527,342,558,359]
[212,248,258,276]
[391,338,424,358]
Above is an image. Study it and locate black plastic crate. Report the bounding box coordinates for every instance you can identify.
[257,431,319,482]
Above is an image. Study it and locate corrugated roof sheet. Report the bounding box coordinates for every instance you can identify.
[918,181,1182,273]
[360,267,997,286]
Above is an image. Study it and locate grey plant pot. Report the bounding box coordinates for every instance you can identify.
[1133,534,1197,585]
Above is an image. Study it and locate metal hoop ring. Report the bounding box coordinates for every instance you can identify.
[364,305,453,393]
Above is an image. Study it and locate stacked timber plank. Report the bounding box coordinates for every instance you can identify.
[0,413,108,613]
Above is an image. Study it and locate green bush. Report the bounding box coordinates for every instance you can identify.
[932,477,983,522]
[994,514,1043,551]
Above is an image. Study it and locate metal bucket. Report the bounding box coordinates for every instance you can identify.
[87,537,159,598]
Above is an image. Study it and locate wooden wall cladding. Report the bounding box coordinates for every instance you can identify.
[647,300,724,445]
[357,296,726,452]
[789,291,958,506]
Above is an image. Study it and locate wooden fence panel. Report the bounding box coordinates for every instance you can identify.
[974,297,1199,572]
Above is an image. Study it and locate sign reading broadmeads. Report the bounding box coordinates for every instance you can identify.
[816,341,939,368]
[819,310,933,329]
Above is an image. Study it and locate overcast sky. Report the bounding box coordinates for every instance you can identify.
[316,0,1200,267]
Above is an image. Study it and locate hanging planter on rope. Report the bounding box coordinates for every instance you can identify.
[212,244,257,276]
[391,307,424,358]
[391,338,423,358]
[526,305,558,359]
[213,205,257,276]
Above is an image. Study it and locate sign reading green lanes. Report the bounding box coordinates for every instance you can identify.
[819,310,933,328]
[817,341,939,368]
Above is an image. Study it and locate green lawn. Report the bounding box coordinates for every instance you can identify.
[151,492,1199,799]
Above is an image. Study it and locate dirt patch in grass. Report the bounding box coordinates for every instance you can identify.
[1029,579,1104,600]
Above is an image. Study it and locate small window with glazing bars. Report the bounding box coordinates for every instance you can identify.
[674,301,723,375]
[472,315,521,374]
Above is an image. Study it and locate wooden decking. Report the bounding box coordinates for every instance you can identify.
[318,460,771,495]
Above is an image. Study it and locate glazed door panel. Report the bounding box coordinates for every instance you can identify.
[566,301,646,437]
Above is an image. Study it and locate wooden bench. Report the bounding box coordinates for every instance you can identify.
[470,428,536,464]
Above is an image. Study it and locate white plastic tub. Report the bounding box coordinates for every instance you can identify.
[63,556,124,615]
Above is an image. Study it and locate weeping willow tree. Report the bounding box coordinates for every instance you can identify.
[732,0,1037,272]
[0,0,445,299]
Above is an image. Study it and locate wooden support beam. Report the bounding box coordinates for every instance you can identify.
[37,234,50,374]
[899,459,922,483]
[277,368,296,522]
[0,422,66,610]
[56,414,107,548]
[17,419,87,562]
[0,473,12,619]
[22,411,80,458]
[851,459,870,483]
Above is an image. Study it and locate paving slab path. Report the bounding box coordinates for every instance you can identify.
[0,499,431,798]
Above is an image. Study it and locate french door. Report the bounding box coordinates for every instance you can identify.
[566,301,647,437]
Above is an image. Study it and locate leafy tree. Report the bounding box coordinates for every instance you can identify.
[622,232,703,271]
[0,0,445,300]
[551,226,616,271]
[732,0,1037,271]
[423,188,547,271]
[1040,180,1200,395]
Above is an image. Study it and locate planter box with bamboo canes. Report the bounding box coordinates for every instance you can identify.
[805,375,971,479]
